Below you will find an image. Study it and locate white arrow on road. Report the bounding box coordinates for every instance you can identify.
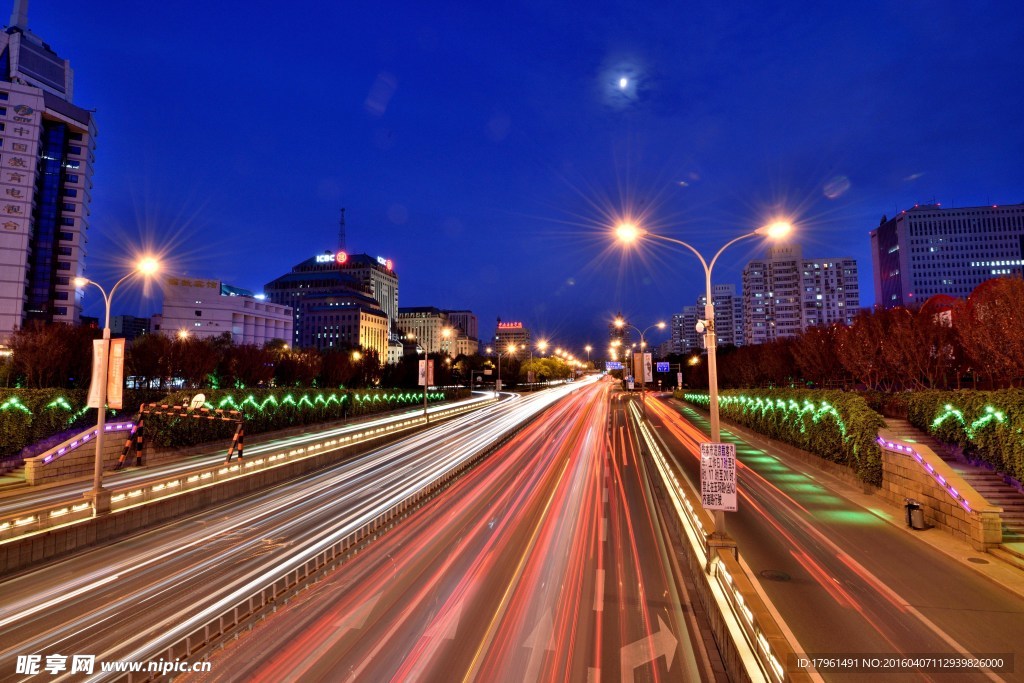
[620,615,678,682]
[334,591,382,633]
[423,595,464,640]
[523,610,554,681]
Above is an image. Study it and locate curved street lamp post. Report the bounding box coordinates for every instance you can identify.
[614,318,665,419]
[617,220,792,540]
[73,257,159,515]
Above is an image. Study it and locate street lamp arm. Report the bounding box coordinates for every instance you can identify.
[644,233,711,277]
[708,230,758,274]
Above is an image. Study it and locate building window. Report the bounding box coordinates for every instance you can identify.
[58,231,73,241]
[56,261,71,271]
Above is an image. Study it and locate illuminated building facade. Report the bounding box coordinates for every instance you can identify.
[494,319,530,356]
[157,277,292,346]
[870,203,1024,309]
[397,307,452,355]
[0,2,95,344]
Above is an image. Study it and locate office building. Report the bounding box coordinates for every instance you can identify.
[870,203,1024,309]
[445,309,478,341]
[157,276,291,346]
[670,306,701,354]
[494,319,530,356]
[743,243,859,345]
[265,250,396,347]
[397,307,452,355]
[0,2,95,344]
[297,291,388,360]
[110,315,149,341]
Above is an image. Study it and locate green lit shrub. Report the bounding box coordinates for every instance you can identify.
[905,390,1024,483]
[0,388,165,459]
[677,388,885,486]
[143,387,467,448]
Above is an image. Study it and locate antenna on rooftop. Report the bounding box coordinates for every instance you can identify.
[338,208,346,252]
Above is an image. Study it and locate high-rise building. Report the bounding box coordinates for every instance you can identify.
[265,250,396,347]
[0,2,95,345]
[743,244,859,345]
[444,310,478,341]
[297,292,389,360]
[870,203,1024,309]
[494,319,530,357]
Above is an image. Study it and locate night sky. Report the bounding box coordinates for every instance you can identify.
[31,0,1024,353]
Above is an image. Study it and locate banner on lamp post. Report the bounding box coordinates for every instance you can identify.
[86,339,108,408]
[418,359,435,386]
[107,338,126,409]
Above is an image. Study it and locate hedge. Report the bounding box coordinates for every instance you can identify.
[0,388,165,460]
[142,388,467,448]
[677,389,885,486]
[905,389,1024,484]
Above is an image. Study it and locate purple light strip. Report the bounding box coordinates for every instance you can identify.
[877,436,972,512]
[40,423,135,466]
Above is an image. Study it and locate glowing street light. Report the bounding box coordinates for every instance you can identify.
[614,317,666,418]
[616,217,794,539]
[73,256,160,515]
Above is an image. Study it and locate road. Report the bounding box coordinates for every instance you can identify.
[180,380,718,682]
[0,394,495,517]
[0,385,588,682]
[646,395,1024,682]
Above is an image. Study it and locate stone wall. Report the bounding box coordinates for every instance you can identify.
[877,430,1002,551]
[24,424,134,486]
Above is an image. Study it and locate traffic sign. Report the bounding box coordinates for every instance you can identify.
[656,362,670,373]
[700,442,737,511]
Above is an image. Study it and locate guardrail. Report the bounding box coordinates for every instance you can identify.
[0,397,495,545]
[630,400,806,683]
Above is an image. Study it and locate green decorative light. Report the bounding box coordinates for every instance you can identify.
[0,397,31,414]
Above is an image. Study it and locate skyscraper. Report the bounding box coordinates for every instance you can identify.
[870,203,1024,309]
[0,1,95,345]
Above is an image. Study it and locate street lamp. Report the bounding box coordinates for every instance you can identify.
[73,256,160,515]
[614,317,666,419]
[584,344,592,366]
[617,218,793,539]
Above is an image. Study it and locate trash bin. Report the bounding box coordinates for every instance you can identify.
[905,499,925,530]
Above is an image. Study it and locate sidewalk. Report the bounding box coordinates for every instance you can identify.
[666,396,1024,602]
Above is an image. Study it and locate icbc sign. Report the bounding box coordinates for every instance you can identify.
[315,251,349,265]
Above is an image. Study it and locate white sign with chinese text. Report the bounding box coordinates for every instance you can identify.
[700,442,737,511]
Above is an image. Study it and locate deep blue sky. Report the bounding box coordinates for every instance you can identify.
[31,0,1024,352]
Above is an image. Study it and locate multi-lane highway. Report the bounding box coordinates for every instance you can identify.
[180,379,720,682]
[646,395,1024,682]
[0,385,597,681]
[0,394,496,518]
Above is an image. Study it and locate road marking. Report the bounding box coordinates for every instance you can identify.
[334,591,381,632]
[588,667,600,682]
[423,595,463,640]
[523,610,554,682]
[594,569,605,612]
[600,517,607,542]
[620,615,677,682]
[603,487,608,504]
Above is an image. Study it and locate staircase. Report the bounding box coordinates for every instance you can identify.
[884,419,1024,567]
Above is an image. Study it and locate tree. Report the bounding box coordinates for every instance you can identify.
[275,348,322,387]
[9,321,95,388]
[219,344,274,388]
[793,324,847,388]
[170,336,221,388]
[127,334,171,389]
[956,278,1024,387]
